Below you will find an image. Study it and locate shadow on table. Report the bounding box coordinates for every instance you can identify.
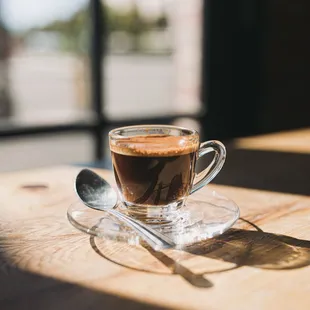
[204,147,310,196]
[141,245,214,288]
[184,218,310,271]
[90,218,310,289]
[0,242,169,310]
[90,235,214,289]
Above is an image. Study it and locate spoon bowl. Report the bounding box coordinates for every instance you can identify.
[75,169,117,211]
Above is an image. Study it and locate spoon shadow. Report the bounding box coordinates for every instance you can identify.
[143,244,213,288]
[89,234,213,288]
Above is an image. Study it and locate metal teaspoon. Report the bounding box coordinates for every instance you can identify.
[75,169,176,251]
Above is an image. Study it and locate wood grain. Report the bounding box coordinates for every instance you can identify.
[0,165,309,309]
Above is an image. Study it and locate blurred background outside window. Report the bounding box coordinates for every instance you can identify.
[0,0,203,172]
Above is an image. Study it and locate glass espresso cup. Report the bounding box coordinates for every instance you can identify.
[109,125,226,222]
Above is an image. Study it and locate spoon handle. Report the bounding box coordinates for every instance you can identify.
[107,208,175,251]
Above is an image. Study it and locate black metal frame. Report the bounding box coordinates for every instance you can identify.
[0,0,203,162]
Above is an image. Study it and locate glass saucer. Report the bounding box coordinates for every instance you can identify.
[67,188,240,247]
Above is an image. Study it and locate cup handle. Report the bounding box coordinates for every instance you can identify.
[190,140,226,194]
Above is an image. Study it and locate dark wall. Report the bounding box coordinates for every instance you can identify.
[262,0,310,132]
[201,0,310,140]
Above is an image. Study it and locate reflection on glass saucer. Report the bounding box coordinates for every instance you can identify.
[67,188,240,247]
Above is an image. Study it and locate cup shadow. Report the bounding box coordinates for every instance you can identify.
[90,218,310,288]
[184,218,310,270]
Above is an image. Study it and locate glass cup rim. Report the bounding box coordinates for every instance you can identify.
[109,124,199,140]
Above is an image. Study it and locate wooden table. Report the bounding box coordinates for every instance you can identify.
[1,130,310,310]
